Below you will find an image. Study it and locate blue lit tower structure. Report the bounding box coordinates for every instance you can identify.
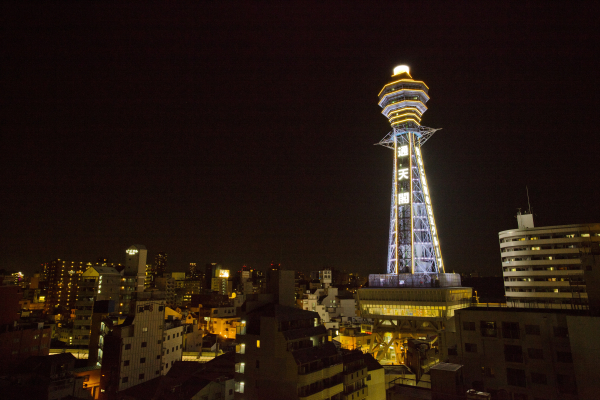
[377,65,444,277]
[356,66,469,363]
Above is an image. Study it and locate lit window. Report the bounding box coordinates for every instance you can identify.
[256,340,260,348]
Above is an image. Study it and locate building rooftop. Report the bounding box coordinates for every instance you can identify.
[246,303,317,322]
[362,353,383,371]
[457,306,590,315]
[499,222,600,235]
[292,341,338,365]
[430,362,461,372]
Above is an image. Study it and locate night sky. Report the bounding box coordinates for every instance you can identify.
[3,3,599,277]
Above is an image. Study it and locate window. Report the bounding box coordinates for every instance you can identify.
[235,363,245,373]
[122,377,128,383]
[556,351,573,363]
[157,355,160,359]
[463,321,476,331]
[159,306,164,311]
[505,345,523,363]
[156,370,160,375]
[554,327,569,338]
[158,340,161,344]
[531,372,547,384]
[140,357,146,363]
[139,373,145,380]
[125,344,131,350]
[124,360,130,366]
[236,344,246,354]
[506,368,526,387]
[480,321,497,337]
[256,360,260,369]
[138,307,144,313]
[142,327,148,332]
[481,367,495,377]
[235,381,245,393]
[525,324,540,335]
[142,342,147,348]
[257,340,260,348]
[502,322,520,339]
[465,343,477,353]
[528,348,544,360]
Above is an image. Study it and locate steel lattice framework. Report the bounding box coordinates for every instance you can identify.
[377,66,444,275]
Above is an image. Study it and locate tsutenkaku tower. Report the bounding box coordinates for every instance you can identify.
[377,65,444,275]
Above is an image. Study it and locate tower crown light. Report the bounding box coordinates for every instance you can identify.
[378,66,429,129]
[393,65,410,76]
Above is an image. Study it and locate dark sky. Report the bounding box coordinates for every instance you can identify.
[2,2,599,276]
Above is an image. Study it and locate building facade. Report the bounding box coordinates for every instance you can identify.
[499,220,600,310]
[234,304,344,400]
[451,307,599,400]
[43,259,85,315]
[99,293,166,398]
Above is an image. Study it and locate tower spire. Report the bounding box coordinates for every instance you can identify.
[377,66,444,275]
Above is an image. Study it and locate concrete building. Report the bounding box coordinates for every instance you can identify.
[155,275,177,306]
[99,292,166,398]
[43,259,85,315]
[154,252,167,278]
[162,320,183,375]
[357,280,471,363]
[73,265,121,346]
[451,307,600,400]
[124,245,147,294]
[0,286,52,374]
[341,350,368,400]
[499,218,600,310]
[364,353,385,400]
[0,353,89,400]
[234,304,344,400]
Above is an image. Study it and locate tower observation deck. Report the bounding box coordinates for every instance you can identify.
[377,65,444,279]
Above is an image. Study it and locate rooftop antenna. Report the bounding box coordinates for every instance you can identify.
[526,186,532,214]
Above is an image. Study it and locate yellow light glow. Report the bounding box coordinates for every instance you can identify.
[381,101,428,116]
[378,79,429,96]
[390,118,420,126]
[218,270,230,278]
[378,89,430,106]
[393,65,410,76]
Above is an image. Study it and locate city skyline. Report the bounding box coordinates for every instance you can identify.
[2,3,600,276]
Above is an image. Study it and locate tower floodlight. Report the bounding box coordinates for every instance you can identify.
[377,65,444,276]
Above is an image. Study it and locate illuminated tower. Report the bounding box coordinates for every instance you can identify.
[377,65,444,276]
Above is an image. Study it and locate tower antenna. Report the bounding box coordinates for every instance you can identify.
[526,186,532,214]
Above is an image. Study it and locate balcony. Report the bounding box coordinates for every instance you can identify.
[343,366,367,385]
[342,386,368,400]
[298,363,343,386]
[299,383,343,400]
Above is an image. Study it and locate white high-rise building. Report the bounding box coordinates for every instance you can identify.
[499,216,600,310]
[125,244,148,293]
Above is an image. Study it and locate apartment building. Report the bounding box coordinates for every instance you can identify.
[99,292,166,399]
[234,304,344,400]
[451,307,600,400]
[499,218,600,310]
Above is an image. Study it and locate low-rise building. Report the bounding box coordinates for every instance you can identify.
[234,303,344,400]
[451,306,600,400]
